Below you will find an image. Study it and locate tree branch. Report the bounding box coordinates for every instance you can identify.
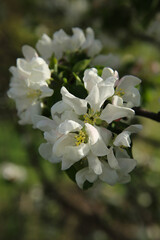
[134,107,160,122]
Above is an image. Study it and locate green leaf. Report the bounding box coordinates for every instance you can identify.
[72,59,91,73]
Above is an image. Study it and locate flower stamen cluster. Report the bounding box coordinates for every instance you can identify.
[75,130,88,146]
[83,109,101,125]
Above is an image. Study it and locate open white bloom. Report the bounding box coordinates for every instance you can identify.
[36,27,102,61]
[76,147,137,188]
[58,68,135,125]
[8,45,53,124]
[33,113,112,173]
[113,124,143,147]
[115,75,141,108]
[100,67,141,108]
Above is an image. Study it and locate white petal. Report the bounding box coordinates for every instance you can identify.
[51,101,71,117]
[112,95,123,106]
[114,147,130,158]
[96,126,112,146]
[99,161,119,185]
[87,152,102,175]
[58,120,82,135]
[40,85,53,98]
[125,124,143,133]
[86,84,101,111]
[61,158,76,170]
[71,28,85,51]
[107,147,120,169]
[75,167,97,188]
[32,115,57,131]
[61,87,87,115]
[114,124,142,147]
[39,143,61,163]
[101,104,135,124]
[117,75,141,90]
[117,157,137,174]
[22,45,38,61]
[36,34,53,60]
[53,134,75,157]
[123,87,141,107]
[101,67,118,81]
[117,173,131,184]
[75,168,88,188]
[61,110,82,124]
[87,39,102,57]
[63,143,90,163]
[85,123,109,156]
[83,68,102,92]
[113,131,131,147]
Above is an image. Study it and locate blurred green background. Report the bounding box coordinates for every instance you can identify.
[1,0,160,239]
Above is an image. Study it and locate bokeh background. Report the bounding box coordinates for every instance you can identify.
[1,0,160,239]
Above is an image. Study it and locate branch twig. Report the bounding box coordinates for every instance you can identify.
[134,107,160,122]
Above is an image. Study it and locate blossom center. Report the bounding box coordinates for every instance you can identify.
[75,130,88,146]
[83,109,100,125]
[27,89,41,99]
[115,88,125,97]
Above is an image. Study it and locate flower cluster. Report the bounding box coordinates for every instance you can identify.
[36,27,102,61]
[33,67,142,188]
[8,46,53,124]
[8,27,142,189]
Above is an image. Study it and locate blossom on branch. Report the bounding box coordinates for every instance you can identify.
[36,27,102,61]
[8,27,143,190]
[8,45,53,124]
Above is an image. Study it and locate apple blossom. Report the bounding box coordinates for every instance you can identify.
[7,45,53,124]
[36,27,102,61]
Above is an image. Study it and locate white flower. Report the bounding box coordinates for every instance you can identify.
[113,124,143,147]
[34,114,111,172]
[59,68,134,124]
[115,75,141,107]
[36,27,102,61]
[8,45,53,124]
[81,27,102,57]
[76,147,137,188]
[32,66,141,189]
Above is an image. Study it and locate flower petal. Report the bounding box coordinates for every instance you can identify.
[87,152,102,175]
[39,143,61,163]
[101,67,118,81]
[58,120,82,135]
[107,147,120,169]
[75,168,97,189]
[85,123,109,156]
[99,161,119,185]
[83,68,102,92]
[117,75,141,90]
[36,34,53,60]
[61,87,87,115]
[63,143,90,163]
[22,45,38,61]
[117,157,137,174]
[101,103,135,124]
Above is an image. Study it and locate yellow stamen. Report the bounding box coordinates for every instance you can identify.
[27,89,41,99]
[75,130,88,146]
[115,88,125,97]
[83,109,100,125]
